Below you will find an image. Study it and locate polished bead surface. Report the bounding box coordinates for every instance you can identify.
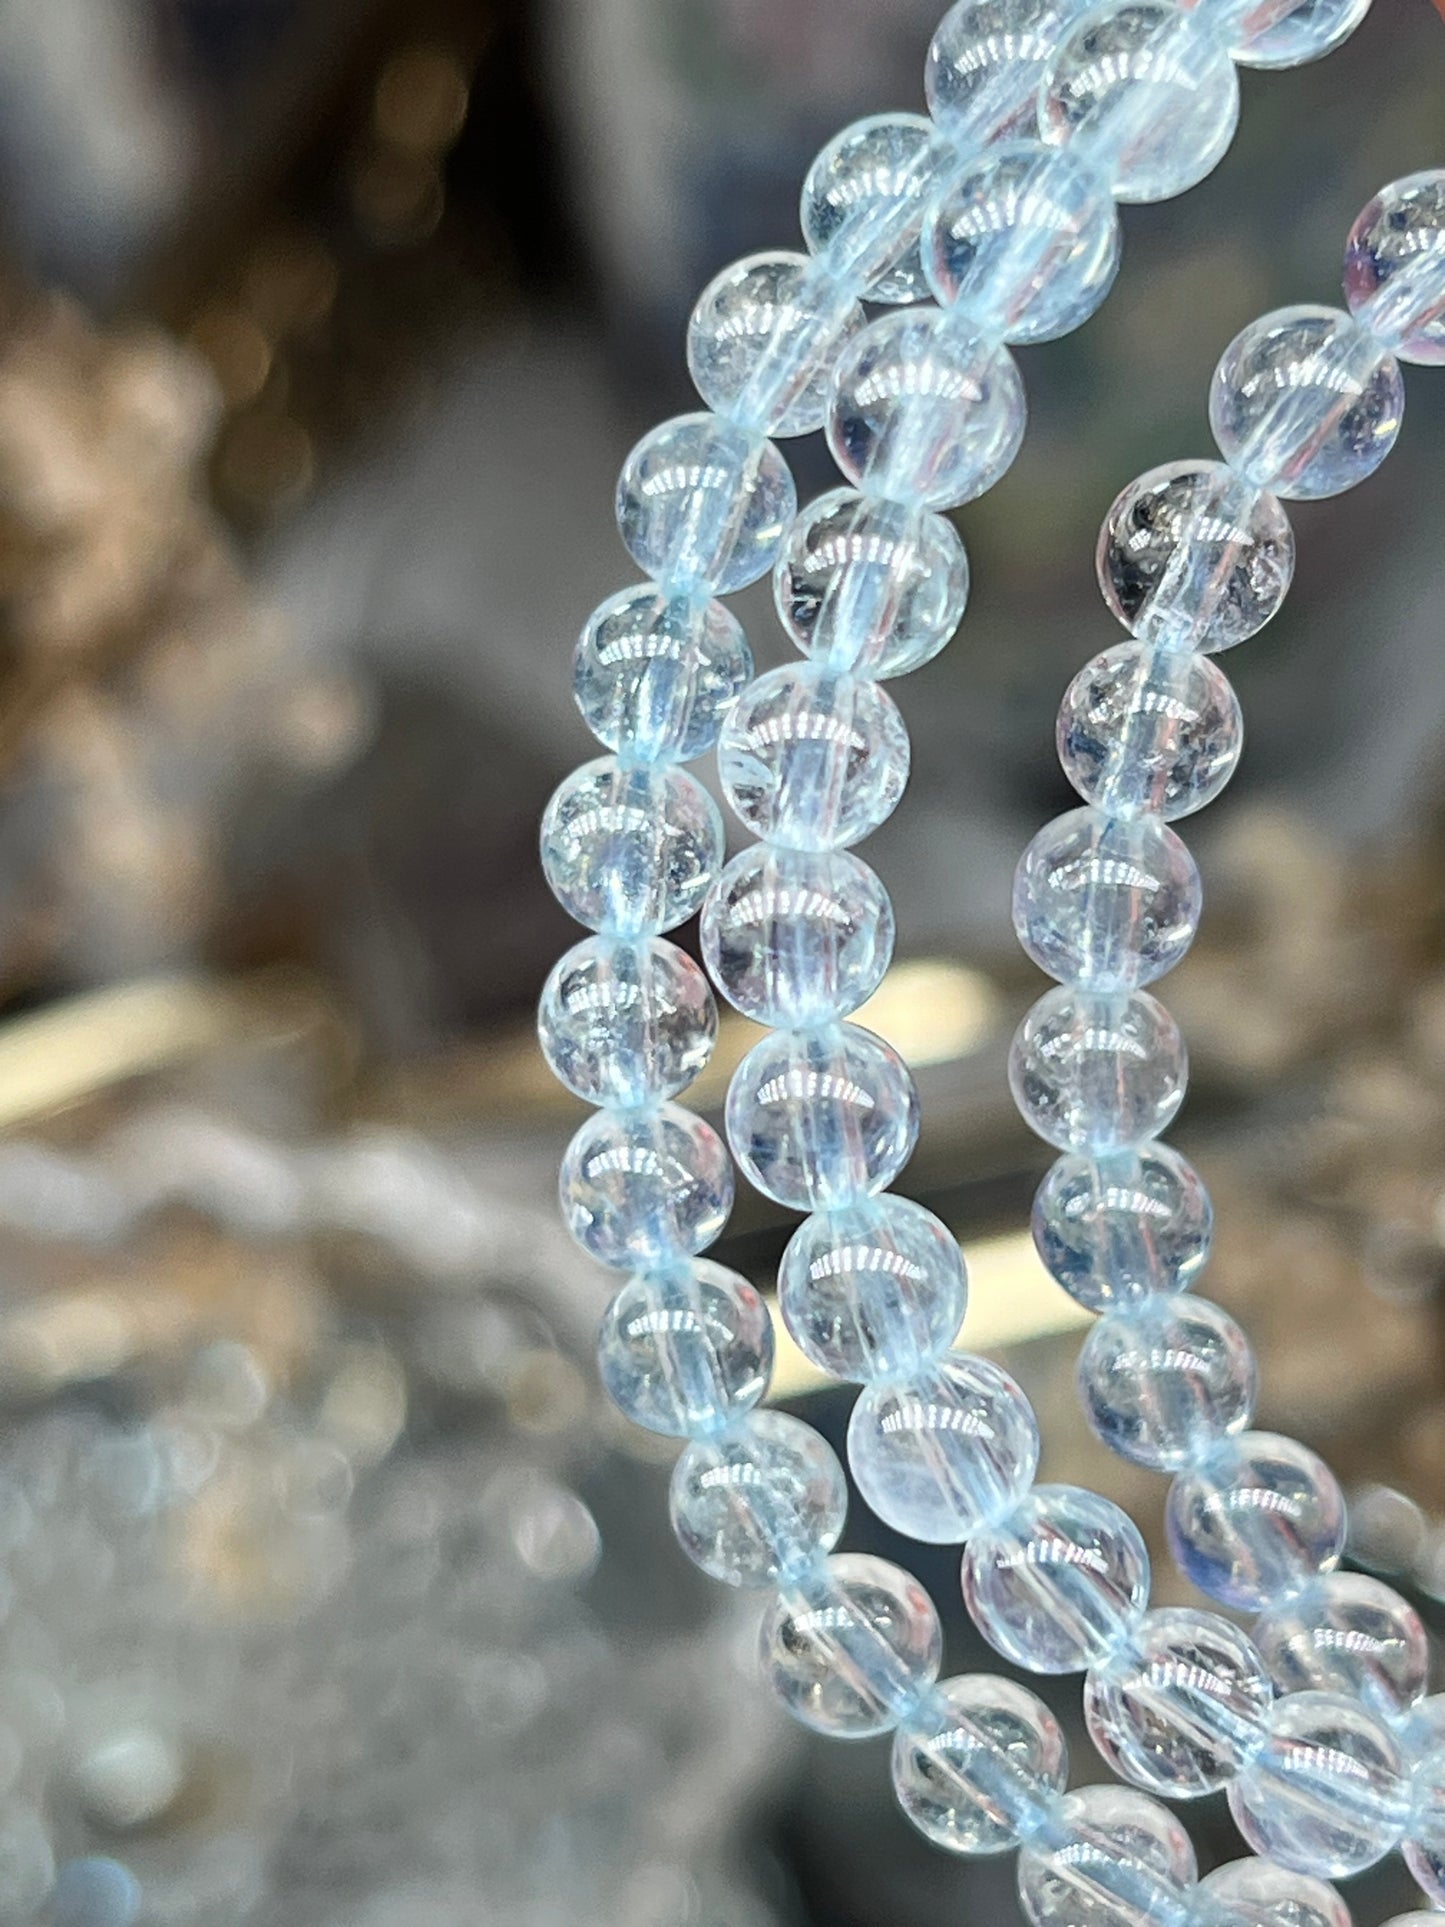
[1344,170,1445,366]
[1166,1433,1345,1612]
[801,113,949,304]
[574,583,752,762]
[1059,643,1243,825]
[688,252,865,438]
[1228,1691,1409,1878]
[1078,1295,1255,1471]
[561,1104,733,1269]
[540,757,724,936]
[716,664,910,852]
[1252,1572,1429,1721]
[761,1552,943,1738]
[1010,987,1188,1154]
[669,1409,846,1586]
[1032,1145,1213,1312]
[850,1355,1040,1543]
[927,0,1096,149]
[779,1195,967,1382]
[1199,0,1371,69]
[597,1259,771,1437]
[892,1675,1068,1855]
[1017,1785,1197,1927]
[1196,1856,1350,1927]
[1209,305,1404,500]
[538,937,716,1107]
[616,412,797,592]
[1406,1722,1445,1907]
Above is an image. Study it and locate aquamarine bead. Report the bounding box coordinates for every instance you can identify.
[716,664,910,851]
[760,1552,943,1737]
[1013,807,1202,992]
[1084,1607,1271,1797]
[774,488,970,678]
[924,142,1120,345]
[1078,1295,1255,1471]
[1228,1691,1409,1878]
[687,253,865,439]
[1344,170,1445,367]
[963,1484,1150,1674]
[1017,1785,1197,1927]
[1166,1432,1345,1612]
[669,1409,847,1586]
[1011,987,1188,1153]
[1209,305,1404,499]
[50,1858,141,1927]
[700,844,895,1026]
[597,1259,772,1437]
[1251,1572,1428,1721]
[1059,643,1243,824]
[725,1023,919,1210]
[849,1354,1040,1543]
[1032,1145,1213,1312]
[538,937,716,1108]
[1196,0,1370,69]
[560,1103,733,1269]
[801,113,951,304]
[540,756,724,935]
[892,1675,1068,1854]
[828,310,1026,510]
[616,412,796,592]
[927,0,1096,150]
[574,583,752,762]
[1039,3,1239,206]
[779,1196,966,1382]
[1196,1857,1350,1927]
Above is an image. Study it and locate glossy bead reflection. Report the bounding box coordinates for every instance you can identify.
[927,0,1095,150]
[1228,1691,1409,1878]
[538,937,716,1107]
[574,583,751,762]
[761,1552,942,1737]
[560,1104,732,1269]
[540,757,723,935]
[1344,170,1445,366]
[1032,1145,1213,1312]
[1202,0,1371,70]
[892,1675,1068,1854]
[1079,1295,1255,1471]
[1017,1784,1197,1927]
[1196,1857,1350,1927]
[1406,1724,1445,1906]
[1010,987,1188,1153]
[1059,643,1242,826]
[688,252,864,438]
[1166,1433,1345,1612]
[801,113,948,303]
[616,412,796,592]
[1252,1571,1429,1720]
[597,1259,772,1436]
[669,1409,846,1586]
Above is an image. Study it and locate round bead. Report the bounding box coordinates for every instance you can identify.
[760,1552,942,1738]
[687,253,864,439]
[779,1195,967,1383]
[828,310,1026,510]
[1166,1432,1345,1612]
[597,1259,772,1438]
[716,664,910,852]
[849,1355,1040,1543]
[927,0,1097,150]
[1078,1295,1256,1471]
[1059,643,1243,826]
[1017,1784,1197,1927]
[1203,0,1370,70]
[616,413,796,592]
[1252,1572,1429,1721]
[573,584,752,762]
[669,1409,846,1586]
[892,1675,1068,1855]
[801,113,949,304]
[561,1104,733,1270]
[538,937,716,1107]
[1197,1857,1350,1927]
[725,1023,919,1211]
[1084,1608,1271,1797]
[1040,3,1239,206]
[924,141,1120,345]
[50,1858,141,1927]
[1032,1145,1213,1313]
[774,488,970,679]
[1010,987,1188,1154]
[540,756,724,936]
[1228,1691,1409,1879]
[963,1484,1150,1674]
[1406,1726,1445,1906]
[1209,305,1404,500]
[1344,170,1445,366]
[700,844,894,1027]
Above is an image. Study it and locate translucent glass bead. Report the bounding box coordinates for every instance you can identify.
[1010,987,1188,1153]
[1344,170,1445,366]
[1017,1785,1197,1927]
[1209,306,1404,500]
[801,113,950,304]
[725,1023,919,1210]
[538,937,716,1107]
[773,488,970,679]
[700,844,894,1026]
[573,583,752,762]
[760,1552,942,1738]
[1228,1691,1409,1878]
[560,1104,733,1269]
[540,756,724,935]
[1196,1857,1350,1927]
[1166,1433,1345,1612]
[1039,3,1239,206]
[849,1354,1040,1543]
[687,253,865,438]
[1406,1725,1445,1906]
[597,1259,772,1437]
[1084,1608,1271,1797]
[1194,0,1371,70]
[779,1195,967,1382]
[716,664,910,852]
[616,412,796,592]
[927,0,1097,150]
[1251,1572,1429,1721]
[1078,1295,1255,1471]
[828,310,1026,510]
[892,1675,1068,1855]
[1059,643,1242,828]
[669,1409,846,1586]
[924,142,1120,345]
[1032,1145,1213,1312]
[963,1484,1150,1674]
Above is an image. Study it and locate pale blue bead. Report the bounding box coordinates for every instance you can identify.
[924,141,1120,345]
[597,1259,772,1437]
[716,664,910,851]
[560,1103,733,1269]
[963,1483,1150,1674]
[774,488,970,679]
[669,1409,846,1586]
[616,412,797,592]
[1078,1295,1255,1471]
[540,756,724,936]
[1010,987,1188,1154]
[927,0,1096,150]
[539,937,716,1108]
[801,113,952,304]
[574,584,752,762]
[779,1195,967,1382]
[1084,1607,1271,1797]
[1166,1432,1345,1612]
[1252,1572,1428,1721]
[50,1858,142,1927]
[1344,170,1445,367]
[1228,1691,1409,1878]
[760,1552,943,1737]
[725,1023,919,1210]
[849,1354,1040,1543]
[1039,3,1239,206]
[1017,1785,1197,1927]
[1209,305,1404,499]
[687,253,865,439]
[1033,1145,1213,1312]
[828,310,1026,510]
[1059,643,1243,824]
[892,1675,1068,1855]
[1196,1857,1350,1927]
[1196,0,1370,69]
[700,844,895,1026]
